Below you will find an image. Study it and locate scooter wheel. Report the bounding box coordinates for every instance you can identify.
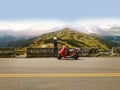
[74,55,79,60]
[57,55,62,60]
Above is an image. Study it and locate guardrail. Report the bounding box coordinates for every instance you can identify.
[0,48,15,57]
[112,47,120,54]
[0,47,119,58]
[26,48,54,57]
[26,47,99,57]
[111,47,120,56]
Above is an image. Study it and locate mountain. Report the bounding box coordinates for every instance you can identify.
[99,36,120,44]
[17,28,119,50]
[0,36,16,47]
[0,30,35,47]
[0,35,34,47]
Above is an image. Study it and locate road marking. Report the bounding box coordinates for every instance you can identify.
[0,73,120,77]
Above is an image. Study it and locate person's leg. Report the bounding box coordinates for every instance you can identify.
[53,48,56,57]
[55,48,58,57]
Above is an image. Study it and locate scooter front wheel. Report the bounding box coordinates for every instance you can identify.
[73,54,79,60]
[57,55,62,60]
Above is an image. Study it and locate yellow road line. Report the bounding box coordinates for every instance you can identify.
[0,73,120,77]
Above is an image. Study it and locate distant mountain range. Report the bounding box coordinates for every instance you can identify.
[90,33,120,44]
[99,36,120,44]
[0,29,36,47]
[0,28,119,50]
[0,35,34,47]
[0,36,16,47]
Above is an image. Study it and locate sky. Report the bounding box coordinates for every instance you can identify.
[0,0,120,36]
[0,0,120,20]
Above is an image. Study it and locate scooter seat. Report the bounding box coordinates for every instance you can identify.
[69,49,75,52]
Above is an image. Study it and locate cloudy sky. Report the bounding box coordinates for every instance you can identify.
[0,0,120,36]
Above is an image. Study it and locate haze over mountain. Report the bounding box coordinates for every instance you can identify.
[0,19,120,37]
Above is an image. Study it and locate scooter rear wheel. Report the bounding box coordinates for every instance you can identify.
[74,54,79,60]
[57,55,62,60]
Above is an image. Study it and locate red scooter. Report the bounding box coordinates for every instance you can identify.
[57,46,80,60]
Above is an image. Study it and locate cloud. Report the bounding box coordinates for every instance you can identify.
[71,19,120,35]
[0,20,66,31]
[0,19,120,36]
[0,20,67,36]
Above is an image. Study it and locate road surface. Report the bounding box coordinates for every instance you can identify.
[0,57,120,90]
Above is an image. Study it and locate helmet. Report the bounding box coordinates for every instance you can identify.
[53,37,57,40]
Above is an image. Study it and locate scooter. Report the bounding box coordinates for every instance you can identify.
[57,45,80,60]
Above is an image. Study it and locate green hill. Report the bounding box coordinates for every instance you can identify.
[24,28,119,50]
[6,28,119,50]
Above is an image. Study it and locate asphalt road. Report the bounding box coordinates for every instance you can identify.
[0,57,120,90]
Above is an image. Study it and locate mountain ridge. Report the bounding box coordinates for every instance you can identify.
[24,28,119,50]
[2,28,119,50]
